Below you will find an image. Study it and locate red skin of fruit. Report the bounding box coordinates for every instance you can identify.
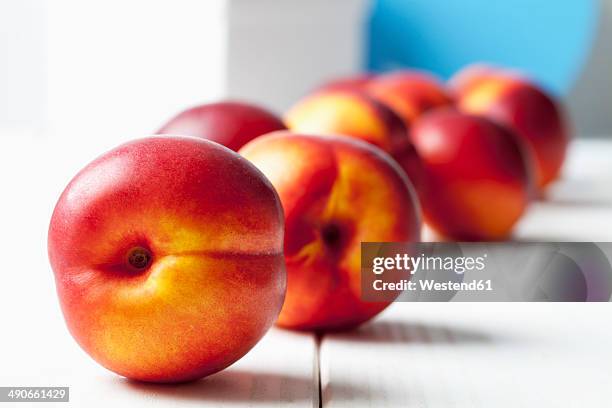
[284,89,424,189]
[48,136,286,383]
[157,101,286,151]
[453,68,570,190]
[365,70,453,128]
[240,132,421,331]
[411,110,533,241]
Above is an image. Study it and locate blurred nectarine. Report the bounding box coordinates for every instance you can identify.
[366,70,453,128]
[158,101,286,151]
[453,66,570,190]
[411,110,533,240]
[285,89,423,187]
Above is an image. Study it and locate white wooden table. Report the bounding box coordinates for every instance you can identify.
[1,134,611,407]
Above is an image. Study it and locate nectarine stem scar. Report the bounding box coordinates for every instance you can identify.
[321,223,343,249]
[127,247,152,271]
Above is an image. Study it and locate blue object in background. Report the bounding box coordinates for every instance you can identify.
[367,0,599,95]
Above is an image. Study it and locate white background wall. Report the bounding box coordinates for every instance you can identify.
[226,0,366,112]
[45,0,229,140]
[0,0,366,142]
[0,0,610,138]
[0,0,46,130]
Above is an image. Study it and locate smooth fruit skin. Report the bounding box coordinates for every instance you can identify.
[157,101,286,151]
[48,136,286,383]
[454,68,570,190]
[365,70,453,128]
[284,89,422,187]
[240,132,421,331]
[411,110,532,241]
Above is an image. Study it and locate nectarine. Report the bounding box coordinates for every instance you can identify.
[240,132,420,331]
[157,101,286,151]
[411,110,532,241]
[48,136,286,383]
[447,63,503,97]
[453,67,570,190]
[365,70,453,128]
[285,89,423,188]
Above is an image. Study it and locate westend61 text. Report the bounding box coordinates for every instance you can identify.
[373,279,493,292]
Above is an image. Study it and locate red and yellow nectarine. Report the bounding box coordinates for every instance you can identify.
[48,136,286,383]
[285,89,423,188]
[366,70,453,128]
[240,132,420,331]
[453,67,570,190]
[447,64,504,97]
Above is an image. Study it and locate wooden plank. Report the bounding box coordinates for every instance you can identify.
[321,303,612,407]
[0,135,318,407]
[516,139,612,241]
